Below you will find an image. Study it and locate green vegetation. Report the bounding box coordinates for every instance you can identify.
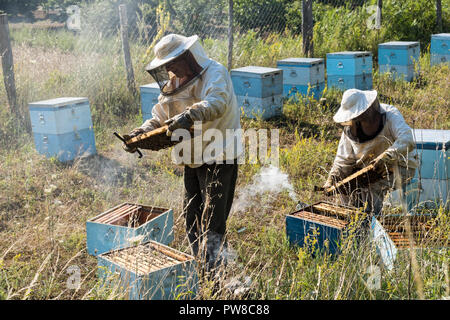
[0,1,449,300]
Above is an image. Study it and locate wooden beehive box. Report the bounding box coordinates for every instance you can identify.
[377,215,449,249]
[231,66,283,119]
[326,51,373,91]
[97,240,197,300]
[286,202,360,255]
[28,97,96,162]
[140,82,160,122]
[86,203,173,256]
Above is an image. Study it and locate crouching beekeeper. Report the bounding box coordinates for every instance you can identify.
[323,89,418,216]
[123,34,242,273]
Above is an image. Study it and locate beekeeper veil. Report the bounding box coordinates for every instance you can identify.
[145,34,212,96]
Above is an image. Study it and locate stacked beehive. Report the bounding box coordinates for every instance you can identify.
[230,66,283,119]
[430,33,450,66]
[28,97,96,162]
[276,58,325,100]
[86,203,197,300]
[412,129,450,209]
[140,82,160,122]
[326,51,373,91]
[378,41,420,82]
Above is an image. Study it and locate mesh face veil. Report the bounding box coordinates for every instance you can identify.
[147,50,204,96]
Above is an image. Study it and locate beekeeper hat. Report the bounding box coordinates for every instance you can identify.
[145,34,199,72]
[333,89,378,123]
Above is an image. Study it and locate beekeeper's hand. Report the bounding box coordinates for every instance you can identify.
[129,128,145,138]
[370,151,395,174]
[323,175,339,189]
[164,111,194,137]
[121,134,138,153]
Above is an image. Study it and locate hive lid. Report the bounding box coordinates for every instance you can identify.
[378,41,420,48]
[412,128,450,150]
[277,57,324,66]
[431,33,450,40]
[230,66,282,77]
[29,97,89,109]
[326,51,372,58]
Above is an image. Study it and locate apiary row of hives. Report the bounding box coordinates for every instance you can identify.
[86,202,197,300]
[140,35,449,121]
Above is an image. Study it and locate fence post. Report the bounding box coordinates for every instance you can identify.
[0,14,18,116]
[227,0,233,71]
[302,0,313,57]
[436,0,442,33]
[119,4,136,96]
[376,0,382,29]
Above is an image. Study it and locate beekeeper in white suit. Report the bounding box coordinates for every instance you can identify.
[124,34,242,274]
[324,89,418,216]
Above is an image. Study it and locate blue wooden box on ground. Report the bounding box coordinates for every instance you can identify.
[286,202,360,255]
[378,41,420,82]
[231,66,283,119]
[326,51,373,91]
[28,97,96,162]
[430,33,450,66]
[97,240,197,300]
[140,82,160,122]
[276,57,325,100]
[86,202,174,256]
[412,128,450,208]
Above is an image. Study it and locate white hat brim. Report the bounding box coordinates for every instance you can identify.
[146,35,199,72]
[333,89,378,123]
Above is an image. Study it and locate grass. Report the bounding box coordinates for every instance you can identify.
[0,24,449,300]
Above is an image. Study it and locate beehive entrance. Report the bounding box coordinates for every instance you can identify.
[93,203,167,228]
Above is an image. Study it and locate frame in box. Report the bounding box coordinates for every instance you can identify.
[97,240,197,300]
[86,202,174,256]
[286,201,362,255]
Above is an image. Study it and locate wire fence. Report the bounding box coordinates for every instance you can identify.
[59,0,445,68]
[11,1,445,64]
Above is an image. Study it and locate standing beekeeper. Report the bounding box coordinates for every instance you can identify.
[323,89,418,216]
[123,34,243,274]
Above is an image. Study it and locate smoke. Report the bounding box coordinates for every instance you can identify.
[73,143,138,188]
[231,165,298,214]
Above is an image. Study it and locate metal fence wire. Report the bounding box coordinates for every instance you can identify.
[20,0,447,68]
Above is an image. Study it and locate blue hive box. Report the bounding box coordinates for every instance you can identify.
[430,33,450,66]
[276,58,325,99]
[326,51,373,90]
[231,66,283,98]
[286,202,360,255]
[378,64,418,82]
[412,128,450,208]
[378,41,420,81]
[236,95,283,119]
[327,74,373,91]
[29,97,96,162]
[86,202,174,256]
[140,83,160,122]
[97,240,197,300]
[231,66,283,119]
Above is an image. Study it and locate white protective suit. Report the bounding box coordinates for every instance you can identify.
[329,103,418,180]
[328,103,418,215]
[139,41,243,168]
